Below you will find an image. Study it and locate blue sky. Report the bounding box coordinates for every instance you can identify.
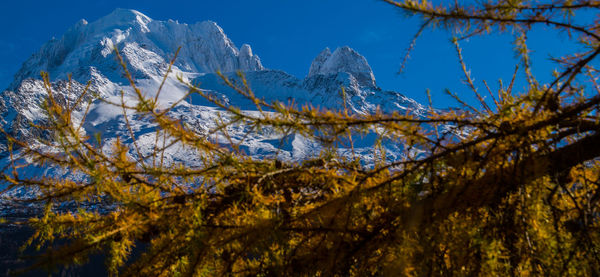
[0,0,587,107]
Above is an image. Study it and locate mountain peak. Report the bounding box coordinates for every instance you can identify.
[109,8,150,18]
[238,44,262,71]
[106,9,151,26]
[8,9,264,88]
[87,8,153,33]
[308,47,332,77]
[307,46,375,87]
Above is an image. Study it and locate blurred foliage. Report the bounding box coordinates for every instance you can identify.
[4,0,600,276]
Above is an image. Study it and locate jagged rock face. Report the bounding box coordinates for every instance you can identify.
[303,47,394,114]
[10,8,263,89]
[307,46,376,88]
[0,78,93,155]
[308,48,333,77]
[1,9,268,150]
[238,44,263,71]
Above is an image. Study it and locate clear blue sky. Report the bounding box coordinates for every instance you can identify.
[0,0,586,107]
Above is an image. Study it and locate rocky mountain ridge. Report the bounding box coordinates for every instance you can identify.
[0,8,425,169]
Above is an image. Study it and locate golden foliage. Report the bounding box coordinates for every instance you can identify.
[3,0,600,275]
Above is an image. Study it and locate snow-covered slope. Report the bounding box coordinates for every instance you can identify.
[10,8,262,89]
[0,8,425,166]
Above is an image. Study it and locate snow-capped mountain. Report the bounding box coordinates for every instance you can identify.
[0,8,424,164]
[10,8,263,89]
[308,46,375,88]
